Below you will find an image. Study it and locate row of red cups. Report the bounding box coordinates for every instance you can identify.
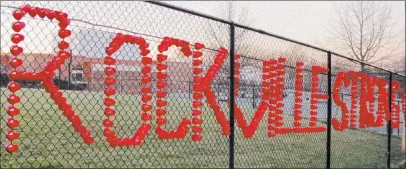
[293,62,305,128]
[155,37,191,140]
[190,43,205,141]
[264,59,278,137]
[102,34,152,147]
[6,5,88,153]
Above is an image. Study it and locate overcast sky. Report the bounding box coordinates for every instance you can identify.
[1,1,404,70]
[166,1,405,58]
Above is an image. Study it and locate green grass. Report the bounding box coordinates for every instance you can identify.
[0,87,404,168]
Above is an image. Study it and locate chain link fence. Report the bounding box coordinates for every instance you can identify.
[1,1,405,168]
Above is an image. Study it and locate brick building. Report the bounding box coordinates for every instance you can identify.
[0,28,212,94]
[1,53,193,94]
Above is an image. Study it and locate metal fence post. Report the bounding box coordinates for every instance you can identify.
[68,56,72,90]
[341,93,344,102]
[387,72,392,169]
[252,84,255,108]
[217,83,220,103]
[229,23,236,169]
[327,52,332,169]
[398,101,401,136]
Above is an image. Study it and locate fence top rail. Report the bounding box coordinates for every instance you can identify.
[146,1,405,78]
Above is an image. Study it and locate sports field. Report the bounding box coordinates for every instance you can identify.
[0,88,404,168]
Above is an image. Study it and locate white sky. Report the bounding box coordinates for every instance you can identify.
[166,1,405,61]
[1,1,404,70]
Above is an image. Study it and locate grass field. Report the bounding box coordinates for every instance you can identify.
[0,87,404,168]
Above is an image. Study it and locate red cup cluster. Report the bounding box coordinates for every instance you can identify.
[155,37,193,140]
[201,48,230,136]
[356,74,379,128]
[364,76,377,127]
[390,81,400,128]
[234,102,268,138]
[348,72,359,128]
[332,74,350,130]
[190,43,205,141]
[6,81,21,154]
[103,33,152,147]
[375,78,388,126]
[233,54,241,98]
[6,4,94,153]
[264,59,278,137]
[231,55,269,138]
[308,66,328,127]
[293,62,304,128]
[6,5,30,153]
[6,81,21,153]
[403,88,406,127]
[234,54,248,132]
[42,79,94,144]
[261,60,272,102]
[358,74,368,128]
[274,58,286,134]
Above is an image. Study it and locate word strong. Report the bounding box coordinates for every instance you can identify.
[4,4,406,153]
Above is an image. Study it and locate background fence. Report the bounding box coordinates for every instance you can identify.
[0,1,405,168]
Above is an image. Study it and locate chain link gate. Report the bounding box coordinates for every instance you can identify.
[1,1,405,168]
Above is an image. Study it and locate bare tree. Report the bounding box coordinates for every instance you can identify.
[207,2,256,92]
[208,1,253,50]
[328,1,403,72]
